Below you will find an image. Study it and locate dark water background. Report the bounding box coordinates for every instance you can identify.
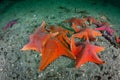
[0,0,120,19]
[0,0,120,8]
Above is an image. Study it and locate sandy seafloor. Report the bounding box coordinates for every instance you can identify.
[0,0,120,80]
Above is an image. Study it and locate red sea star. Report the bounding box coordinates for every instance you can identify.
[73,27,102,41]
[40,36,76,70]
[21,21,76,71]
[71,36,105,68]
[65,17,88,32]
[116,36,120,43]
[21,21,58,53]
[94,25,115,36]
[86,16,98,25]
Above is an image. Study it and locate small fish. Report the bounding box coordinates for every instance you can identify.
[2,18,19,30]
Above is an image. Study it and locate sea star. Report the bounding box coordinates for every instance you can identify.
[73,27,102,41]
[2,18,19,30]
[115,36,120,43]
[21,21,58,53]
[47,25,71,46]
[40,36,76,70]
[86,16,98,25]
[65,17,88,32]
[21,21,76,71]
[94,25,115,36]
[71,36,105,68]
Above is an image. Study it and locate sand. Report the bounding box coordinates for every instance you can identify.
[0,0,120,80]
